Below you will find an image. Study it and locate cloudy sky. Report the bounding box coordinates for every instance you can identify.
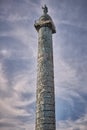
[0,0,87,130]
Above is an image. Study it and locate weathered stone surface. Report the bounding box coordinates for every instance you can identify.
[36,110,55,118]
[35,5,56,130]
[36,104,55,112]
[36,117,55,124]
[36,123,55,130]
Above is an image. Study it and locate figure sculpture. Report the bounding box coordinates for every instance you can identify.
[42,4,48,14]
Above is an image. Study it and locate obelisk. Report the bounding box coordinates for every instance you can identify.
[34,5,56,130]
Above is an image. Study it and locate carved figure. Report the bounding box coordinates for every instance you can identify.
[42,4,48,14]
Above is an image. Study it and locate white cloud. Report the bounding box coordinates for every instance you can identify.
[0,63,8,90]
[0,99,31,117]
[54,53,77,97]
[54,43,86,104]
[0,13,30,22]
[0,65,36,113]
[0,24,37,59]
[57,114,87,130]
[0,49,11,59]
[55,58,77,85]
[0,69,36,129]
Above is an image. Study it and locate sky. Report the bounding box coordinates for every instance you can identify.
[0,0,87,130]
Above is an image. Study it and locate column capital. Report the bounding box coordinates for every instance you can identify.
[34,6,56,34]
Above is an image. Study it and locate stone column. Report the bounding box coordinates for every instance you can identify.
[34,5,56,130]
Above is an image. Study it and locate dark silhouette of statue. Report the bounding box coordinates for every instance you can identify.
[42,4,48,14]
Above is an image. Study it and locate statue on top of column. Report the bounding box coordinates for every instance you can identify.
[42,4,48,15]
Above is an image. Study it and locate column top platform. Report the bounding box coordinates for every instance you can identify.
[34,5,56,34]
